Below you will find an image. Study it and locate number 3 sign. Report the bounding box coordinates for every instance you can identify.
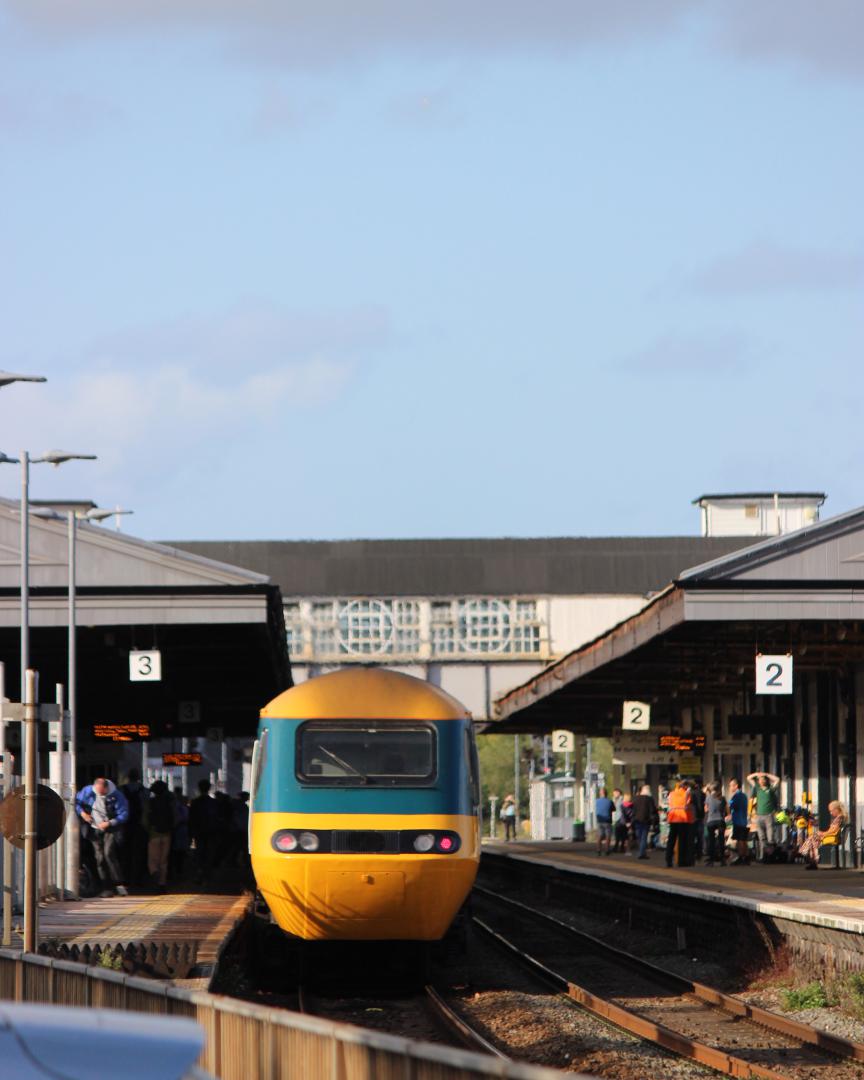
[129,650,162,682]
[755,653,793,695]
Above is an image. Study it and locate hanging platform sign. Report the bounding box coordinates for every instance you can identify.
[622,701,651,731]
[755,653,793,695]
[552,730,575,753]
[129,650,162,682]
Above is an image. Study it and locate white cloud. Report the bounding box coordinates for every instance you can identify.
[616,332,753,377]
[691,242,864,295]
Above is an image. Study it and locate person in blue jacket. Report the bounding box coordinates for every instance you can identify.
[75,777,130,897]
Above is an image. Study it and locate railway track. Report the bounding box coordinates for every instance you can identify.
[297,981,508,1059]
[473,885,864,1079]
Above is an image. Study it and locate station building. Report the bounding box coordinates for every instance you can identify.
[173,500,818,720]
[494,499,864,851]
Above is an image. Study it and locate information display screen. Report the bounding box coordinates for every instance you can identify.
[162,752,202,767]
[657,734,706,753]
[92,723,151,742]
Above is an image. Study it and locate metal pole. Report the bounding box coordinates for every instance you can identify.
[23,668,38,953]
[513,735,520,834]
[54,683,66,900]
[181,737,189,797]
[0,662,11,946]
[20,451,29,692]
[489,795,498,839]
[67,511,79,898]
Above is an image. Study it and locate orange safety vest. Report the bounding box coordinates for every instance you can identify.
[667,786,692,824]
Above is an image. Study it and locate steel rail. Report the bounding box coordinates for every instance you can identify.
[474,884,864,1066]
[296,980,505,1060]
[423,984,509,1060]
[472,915,791,1080]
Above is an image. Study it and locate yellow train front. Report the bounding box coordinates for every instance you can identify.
[250,668,480,941]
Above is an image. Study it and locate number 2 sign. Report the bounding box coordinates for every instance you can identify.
[552,730,575,753]
[622,701,651,730]
[755,653,793,695]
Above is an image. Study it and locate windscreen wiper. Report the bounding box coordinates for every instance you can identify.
[317,744,370,782]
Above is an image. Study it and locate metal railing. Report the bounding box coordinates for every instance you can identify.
[0,948,563,1080]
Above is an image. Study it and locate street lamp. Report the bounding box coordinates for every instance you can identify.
[0,451,97,692]
[0,371,46,388]
[84,507,134,529]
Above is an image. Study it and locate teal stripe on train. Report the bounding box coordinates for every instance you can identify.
[254,718,474,815]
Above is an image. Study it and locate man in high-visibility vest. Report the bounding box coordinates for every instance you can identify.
[665,778,693,868]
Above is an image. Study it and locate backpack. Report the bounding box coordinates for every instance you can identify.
[149,794,174,834]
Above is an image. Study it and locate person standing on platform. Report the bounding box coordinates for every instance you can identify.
[75,777,130,897]
[632,784,657,860]
[119,768,148,886]
[665,778,693,868]
[500,794,517,841]
[595,787,614,855]
[704,782,728,866]
[143,780,175,892]
[171,788,190,881]
[189,779,219,883]
[690,779,706,860]
[728,778,750,865]
[747,770,781,862]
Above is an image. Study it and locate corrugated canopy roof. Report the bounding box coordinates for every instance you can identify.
[167,536,755,598]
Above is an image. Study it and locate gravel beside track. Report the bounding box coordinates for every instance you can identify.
[454,929,714,1078]
[472,892,864,1080]
[305,991,453,1045]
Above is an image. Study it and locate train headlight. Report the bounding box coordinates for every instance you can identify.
[299,831,319,852]
[413,833,435,852]
[272,830,298,852]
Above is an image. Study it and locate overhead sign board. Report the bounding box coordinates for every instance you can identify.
[129,650,162,682]
[622,701,651,731]
[552,730,575,753]
[92,723,151,742]
[162,752,202,767]
[658,734,705,753]
[755,653,793,695]
[678,756,702,776]
[178,701,200,725]
[714,738,761,755]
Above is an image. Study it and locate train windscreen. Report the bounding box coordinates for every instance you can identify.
[297,723,436,786]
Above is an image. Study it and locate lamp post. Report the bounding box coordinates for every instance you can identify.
[0,452,96,916]
[31,500,130,899]
[0,373,45,939]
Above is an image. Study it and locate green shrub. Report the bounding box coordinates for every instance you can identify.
[781,982,829,1010]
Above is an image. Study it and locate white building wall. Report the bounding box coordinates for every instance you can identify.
[286,593,651,719]
[548,595,647,657]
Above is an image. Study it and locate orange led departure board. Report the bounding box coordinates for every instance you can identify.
[162,752,202,767]
[92,723,151,742]
[657,734,706,753]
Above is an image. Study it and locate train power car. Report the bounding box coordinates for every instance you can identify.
[249,668,481,941]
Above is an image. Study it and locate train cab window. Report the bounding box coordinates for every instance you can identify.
[297,723,436,786]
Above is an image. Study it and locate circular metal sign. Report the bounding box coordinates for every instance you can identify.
[0,785,67,850]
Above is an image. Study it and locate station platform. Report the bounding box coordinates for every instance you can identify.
[483,840,864,936]
[3,891,250,988]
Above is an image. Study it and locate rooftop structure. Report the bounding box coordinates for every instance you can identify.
[692,492,825,538]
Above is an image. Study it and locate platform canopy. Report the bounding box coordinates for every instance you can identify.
[492,504,864,735]
[0,498,290,740]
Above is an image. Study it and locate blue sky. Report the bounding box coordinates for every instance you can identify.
[0,2,861,541]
